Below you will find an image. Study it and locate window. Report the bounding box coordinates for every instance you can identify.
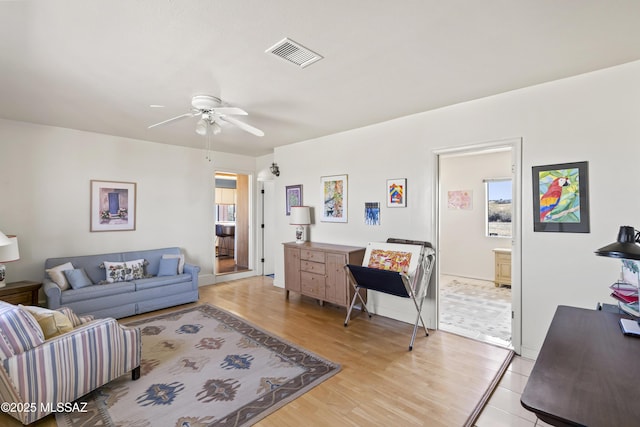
[485,179,512,238]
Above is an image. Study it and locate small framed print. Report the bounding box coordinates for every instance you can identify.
[90,180,136,232]
[285,184,303,216]
[387,178,406,207]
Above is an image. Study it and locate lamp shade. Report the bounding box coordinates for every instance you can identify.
[595,226,640,260]
[0,231,11,247]
[0,236,19,263]
[290,206,310,225]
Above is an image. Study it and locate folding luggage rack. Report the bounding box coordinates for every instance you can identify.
[344,238,436,350]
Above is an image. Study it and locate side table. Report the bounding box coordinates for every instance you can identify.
[0,281,42,306]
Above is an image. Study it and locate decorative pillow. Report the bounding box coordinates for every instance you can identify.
[103,259,147,283]
[126,259,147,280]
[20,305,74,339]
[63,268,93,289]
[45,262,75,290]
[0,302,45,359]
[162,253,185,274]
[158,257,179,277]
[56,307,84,327]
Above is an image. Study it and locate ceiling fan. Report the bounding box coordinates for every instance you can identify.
[148,95,264,137]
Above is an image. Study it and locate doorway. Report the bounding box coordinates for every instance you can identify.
[434,139,522,353]
[215,172,251,275]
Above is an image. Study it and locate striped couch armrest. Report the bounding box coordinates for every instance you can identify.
[0,317,140,425]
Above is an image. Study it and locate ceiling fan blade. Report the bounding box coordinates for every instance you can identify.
[148,112,195,129]
[221,115,265,137]
[213,107,247,116]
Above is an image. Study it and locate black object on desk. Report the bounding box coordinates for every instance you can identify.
[521,305,640,427]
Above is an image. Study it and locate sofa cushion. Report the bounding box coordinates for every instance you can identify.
[45,262,75,290]
[0,302,45,359]
[56,307,85,327]
[158,257,179,277]
[134,274,191,291]
[61,281,136,304]
[64,268,94,289]
[20,305,74,339]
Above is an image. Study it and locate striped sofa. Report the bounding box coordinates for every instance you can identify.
[0,301,141,424]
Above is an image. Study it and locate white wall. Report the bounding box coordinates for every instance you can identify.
[273,60,640,358]
[0,119,258,287]
[440,150,512,280]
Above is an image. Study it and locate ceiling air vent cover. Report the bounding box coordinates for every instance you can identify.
[265,38,323,68]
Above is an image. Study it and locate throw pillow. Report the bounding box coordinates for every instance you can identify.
[45,262,75,291]
[158,257,179,277]
[0,302,45,358]
[162,253,185,274]
[125,259,147,280]
[56,307,84,327]
[103,259,147,282]
[20,305,74,339]
[103,261,128,283]
[63,268,94,289]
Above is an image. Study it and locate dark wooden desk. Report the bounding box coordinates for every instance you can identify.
[521,305,640,427]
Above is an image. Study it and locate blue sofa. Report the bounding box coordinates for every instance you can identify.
[43,247,200,319]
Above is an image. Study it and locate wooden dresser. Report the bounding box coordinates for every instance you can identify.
[283,241,366,307]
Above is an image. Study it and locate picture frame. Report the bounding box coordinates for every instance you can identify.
[387,178,407,207]
[285,184,303,216]
[532,161,589,233]
[90,180,137,232]
[321,174,348,222]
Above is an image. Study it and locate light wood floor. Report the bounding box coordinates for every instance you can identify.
[2,276,514,427]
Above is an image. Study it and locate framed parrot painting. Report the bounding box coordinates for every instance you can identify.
[532,161,590,233]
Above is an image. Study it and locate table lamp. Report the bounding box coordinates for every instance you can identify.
[290,206,311,244]
[0,233,20,288]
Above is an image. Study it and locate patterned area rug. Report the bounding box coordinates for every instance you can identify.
[439,275,512,346]
[56,304,340,427]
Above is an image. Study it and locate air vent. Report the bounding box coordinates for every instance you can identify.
[265,38,323,68]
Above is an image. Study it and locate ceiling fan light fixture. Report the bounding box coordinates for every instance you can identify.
[212,122,222,135]
[195,118,207,135]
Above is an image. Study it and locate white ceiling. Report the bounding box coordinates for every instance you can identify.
[2,0,640,157]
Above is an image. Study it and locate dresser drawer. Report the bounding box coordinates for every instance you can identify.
[301,260,326,275]
[301,249,325,263]
[300,271,325,299]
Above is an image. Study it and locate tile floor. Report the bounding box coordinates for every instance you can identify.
[476,356,552,427]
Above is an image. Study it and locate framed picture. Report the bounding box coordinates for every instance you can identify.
[387,178,407,207]
[532,161,589,233]
[447,190,473,210]
[90,180,137,232]
[321,174,348,222]
[285,184,303,216]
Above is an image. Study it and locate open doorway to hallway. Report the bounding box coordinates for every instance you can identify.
[215,171,251,275]
[437,145,517,349]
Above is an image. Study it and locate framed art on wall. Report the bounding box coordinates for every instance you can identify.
[321,174,348,222]
[90,180,137,232]
[285,184,303,216]
[387,178,407,207]
[532,161,589,233]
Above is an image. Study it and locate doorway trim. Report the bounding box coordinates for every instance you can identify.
[433,137,522,354]
[213,168,256,284]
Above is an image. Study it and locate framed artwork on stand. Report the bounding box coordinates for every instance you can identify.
[321,174,348,222]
